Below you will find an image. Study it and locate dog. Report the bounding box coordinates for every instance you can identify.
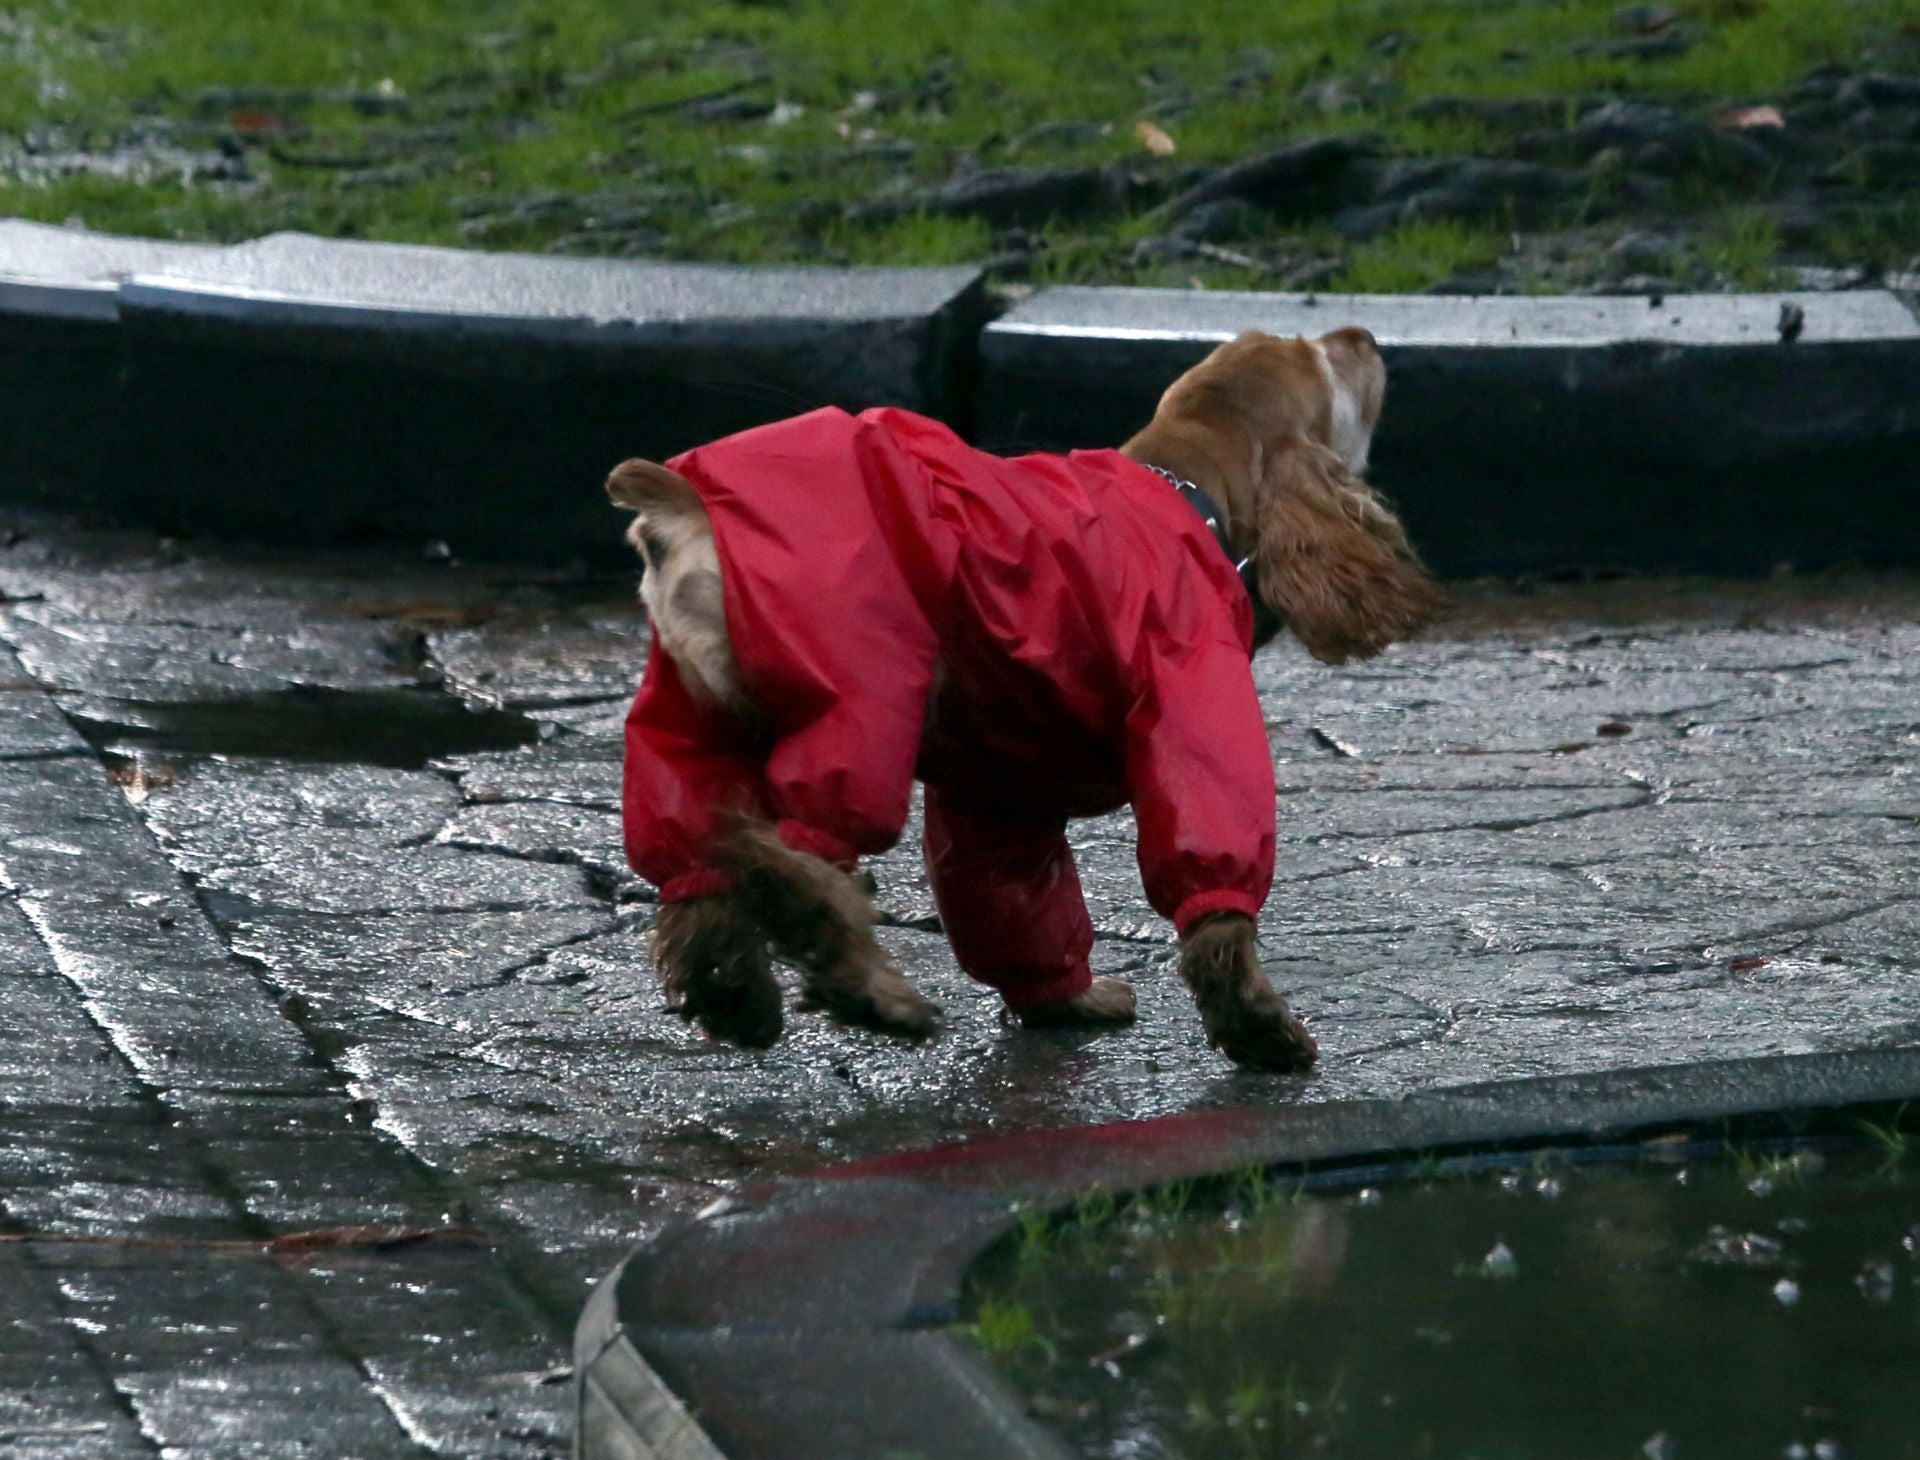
[607,328,1440,1070]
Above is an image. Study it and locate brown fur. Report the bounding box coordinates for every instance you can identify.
[1177,913,1317,1071]
[604,459,745,715]
[1251,437,1448,664]
[606,457,704,517]
[1124,329,1444,664]
[713,819,940,1038]
[651,893,783,1048]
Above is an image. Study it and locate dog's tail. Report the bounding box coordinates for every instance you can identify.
[606,457,748,712]
[606,458,706,519]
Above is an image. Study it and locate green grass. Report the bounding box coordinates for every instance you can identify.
[967,1296,1051,1360]
[1727,1142,1827,1190]
[1,0,1913,284]
[825,211,992,267]
[1811,199,1920,275]
[1332,218,1505,292]
[1698,209,1785,288]
[1180,1366,1348,1458]
[1857,1105,1912,1170]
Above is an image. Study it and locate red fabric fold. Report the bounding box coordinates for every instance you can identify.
[660,868,734,903]
[776,819,857,869]
[1172,889,1263,935]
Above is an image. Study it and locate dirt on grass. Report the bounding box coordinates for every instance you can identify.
[2,0,1917,294]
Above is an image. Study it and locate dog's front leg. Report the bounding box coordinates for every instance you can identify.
[721,822,940,1039]
[1179,912,1317,1071]
[652,894,783,1048]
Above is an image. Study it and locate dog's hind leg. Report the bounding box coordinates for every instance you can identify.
[1179,912,1317,1072]
[652,894,784,1048]
[921,791,1133,1030]
[721,821,940,1039]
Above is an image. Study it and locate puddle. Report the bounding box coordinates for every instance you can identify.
[966,1139,1920,1459]
[71,686,543,769]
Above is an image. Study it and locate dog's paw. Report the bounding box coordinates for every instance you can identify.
[862,973,944,1040]
[655,897,783,1049]
[1203,991,1317,1072]
[672,960,784,1048]
[801,958,941,1040]
[1177,912,1316,1073]
[1015,976,1138,1030]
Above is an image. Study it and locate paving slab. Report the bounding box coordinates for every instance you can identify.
[0,1247,154,1460]
[985,285,1920,347]
[0,544,595,1457]
[980,285,1920,575]
[121,230,986,345]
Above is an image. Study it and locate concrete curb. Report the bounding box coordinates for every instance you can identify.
[576,1267,730,1460]
[981,284,1920,576]
[0,220,986,557]
[8,220,1920,571]
[577,1047,1920,1459]
[0,225,223,541]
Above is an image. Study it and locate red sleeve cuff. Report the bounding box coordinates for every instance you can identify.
[660,868,734,902]
[776,819,857,868]
[1172,889,1261,935]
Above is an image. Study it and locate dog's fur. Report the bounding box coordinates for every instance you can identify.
[609,328,1440,1070]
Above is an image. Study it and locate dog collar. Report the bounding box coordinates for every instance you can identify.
[1141,463,1282,647]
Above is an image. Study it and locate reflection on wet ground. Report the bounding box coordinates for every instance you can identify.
[0,514,1917,1456]
[968,1139,1920,1460]
[69,686,544,769]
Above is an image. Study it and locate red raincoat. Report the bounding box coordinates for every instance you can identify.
[622,406,1275,1010]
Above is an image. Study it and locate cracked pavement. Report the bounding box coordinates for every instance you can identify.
[1,515,1916,1456]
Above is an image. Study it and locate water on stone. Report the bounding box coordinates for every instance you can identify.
[69,685,542,768]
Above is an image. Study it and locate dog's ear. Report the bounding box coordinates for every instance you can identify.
[605,458,702,514]
[1251,437,1445,665]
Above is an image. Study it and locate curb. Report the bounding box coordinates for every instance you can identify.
[576,1266,729,1460]
[578,1046,1920,1460]
[0,220,986,558]
[0,225,221,542]
[7,220,1920,571]
[981,284,1920,576]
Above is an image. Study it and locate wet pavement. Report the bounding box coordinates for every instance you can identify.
[0,514,1915,1456]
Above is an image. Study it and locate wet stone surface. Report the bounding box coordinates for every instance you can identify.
[0,514,1917,1452]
